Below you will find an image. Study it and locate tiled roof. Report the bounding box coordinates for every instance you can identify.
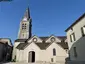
[16,36,68,50]
[16,43,28,50]
[39,37,49,41]
[16,42,68,50]
[35,43,50,50]
[15,39,27,42]
[57,42,68,49]
[40,36,67,41]
[57,36,67,41]
[15,36,66,42]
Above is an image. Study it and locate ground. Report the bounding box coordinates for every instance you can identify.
[3,62,65,64]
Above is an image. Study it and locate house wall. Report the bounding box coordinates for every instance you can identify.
[12,42,21,60]
[0,43,5,62]
[66,17,85,61]
[45,43,67,62]
[18,42,67,63]
[16,49,24,62]
[0,43,12,62]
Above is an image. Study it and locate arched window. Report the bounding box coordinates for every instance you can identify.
[53,48,56,56]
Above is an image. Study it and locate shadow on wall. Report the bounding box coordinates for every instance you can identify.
[0,42,13,63]
[65,36,85,64]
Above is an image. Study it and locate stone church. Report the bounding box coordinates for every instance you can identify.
[12,8,68,63]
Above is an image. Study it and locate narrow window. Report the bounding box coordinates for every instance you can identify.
[22,23,26,29]
[53,48,56,56]
[73,47,77,57]
[24,24,27,29]
[22,24,24,29]
[70,35,72,42]
[73,33,76,41]
[25,23,26,25]
[70,33,76,42]
[22,23,24,26]
[81,26,85,36]
[24,26,26,29]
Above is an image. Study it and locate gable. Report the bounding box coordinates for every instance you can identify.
[46,35,61,43]
[27,35,42,43]
[24,42,41,51]
[16,35,68,50]
[16,41,68,50]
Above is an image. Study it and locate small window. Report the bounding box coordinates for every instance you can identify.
[53,48,56,56]
[22,24,24,26]
[70,33,76,42]
[51,37,55,42]
[81,26,85,37]
[22,24,24,29]
[22,27,24,29]
[24,26,26,29]
[25,24,26,25]
[22,24,26,29]
[73,47,77,57]
[33,38,37,42]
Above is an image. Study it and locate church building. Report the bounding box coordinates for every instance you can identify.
[12,8,68,63]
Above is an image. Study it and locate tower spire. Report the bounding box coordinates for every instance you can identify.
[22,7,30,21]
[18,7,32,39]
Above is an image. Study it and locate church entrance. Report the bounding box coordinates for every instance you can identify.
[28,51,35,63]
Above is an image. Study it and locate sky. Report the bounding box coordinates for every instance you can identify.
[0,0,85,44]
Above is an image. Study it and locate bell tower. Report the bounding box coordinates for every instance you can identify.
[18,8,32,39]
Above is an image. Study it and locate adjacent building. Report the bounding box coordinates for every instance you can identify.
[65,13,85,61]
[12,8,68,63]
[0,38,13,62]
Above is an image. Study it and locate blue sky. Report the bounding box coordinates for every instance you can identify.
[0,0,85,44]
